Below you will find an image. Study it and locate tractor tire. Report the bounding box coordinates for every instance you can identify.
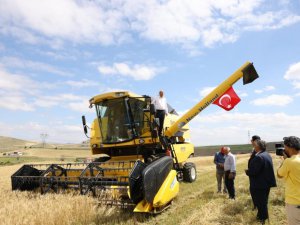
[183,162,197,183]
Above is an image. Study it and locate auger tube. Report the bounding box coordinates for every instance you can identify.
[164,61,259,138]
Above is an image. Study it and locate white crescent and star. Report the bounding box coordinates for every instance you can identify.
[218,94,232,109]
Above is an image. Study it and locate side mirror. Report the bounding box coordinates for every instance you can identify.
[82,115,88,136]
[150,104,156,115]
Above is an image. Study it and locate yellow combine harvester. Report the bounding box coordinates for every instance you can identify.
[11,62,259,213]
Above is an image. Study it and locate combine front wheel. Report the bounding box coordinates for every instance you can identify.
[182,162,197,183]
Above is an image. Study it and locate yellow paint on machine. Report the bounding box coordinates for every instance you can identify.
[172,143,194,164]
[153,170,179,207]
[133,200,153,213]
[133,170,179,212]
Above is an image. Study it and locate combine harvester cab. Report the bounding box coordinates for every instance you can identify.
[11,62,259,213]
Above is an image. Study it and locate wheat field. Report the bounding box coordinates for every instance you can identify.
[0,154,287,225]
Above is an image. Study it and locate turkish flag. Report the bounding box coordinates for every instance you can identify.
[213,87,241,111]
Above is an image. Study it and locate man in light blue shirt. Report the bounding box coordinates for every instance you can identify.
[224,147,236,199]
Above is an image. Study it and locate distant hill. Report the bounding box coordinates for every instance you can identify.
[0,136,90,152]
[28,142,89,150]
[0,136,36,152]
[194,141,279,156]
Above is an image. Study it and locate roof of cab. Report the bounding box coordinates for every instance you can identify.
[89,91,143,105]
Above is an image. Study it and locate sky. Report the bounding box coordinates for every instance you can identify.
[1,0,300,146]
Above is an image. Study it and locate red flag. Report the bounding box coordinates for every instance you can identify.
[213,87,241,111]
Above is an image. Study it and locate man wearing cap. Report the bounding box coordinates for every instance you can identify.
[214,147,227,193]
[277,136,300,225]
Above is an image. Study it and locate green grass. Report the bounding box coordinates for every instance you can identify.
[0,156,39,166]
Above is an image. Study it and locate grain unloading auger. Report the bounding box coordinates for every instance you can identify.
[12,62,259,213]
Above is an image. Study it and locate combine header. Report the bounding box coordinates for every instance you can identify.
[12,62,259,213]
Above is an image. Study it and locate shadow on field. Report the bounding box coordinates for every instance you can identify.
[94,207,153,224]
[201,189,215,199]
[212,198,256,225]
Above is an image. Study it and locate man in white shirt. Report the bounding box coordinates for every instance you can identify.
[224,147,236,199]
[152,90,168,135]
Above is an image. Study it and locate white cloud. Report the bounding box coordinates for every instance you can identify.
[33,98,58,108]
[189,111,300,145]
[0,67,42,111]
[33,94,93,113]
[265,86,275,91]
[65,79,98,88]
[125,0,300,48]
[238,11,300,31]
[0,0,128,46]
[98,62,164,80]
[33,94,82,108]
[0,56,72,77]
[0,94,34,111]
[251,94,293,106]
[293,82,300,89]
[0,43,5,51]
[0,65,96,112]
[0,0,299,51]
[0,66,93,112]
[68,100,94,113]
[199,87,216,97]
[254,85,275,94]
[0,66,39,93]
[239,93,248,97]
[284,62,300,81]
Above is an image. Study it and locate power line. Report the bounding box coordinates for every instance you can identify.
[40,133,48,148]
[248,130,250,144]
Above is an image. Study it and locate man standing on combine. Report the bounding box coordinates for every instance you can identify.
[152,90,168,136]
[224,147,236,200]
[214,147,227,193]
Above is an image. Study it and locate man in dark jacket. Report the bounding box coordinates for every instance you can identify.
[245,139,277,224]
[248,135,261,210]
